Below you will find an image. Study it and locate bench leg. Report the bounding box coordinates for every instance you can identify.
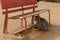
[38,14,41,30]
[48,10,51,27]
[21,19,24,28]
[3,14,8,34]
[24,18,28,36]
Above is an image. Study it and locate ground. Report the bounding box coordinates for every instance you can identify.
[0,1,60,40]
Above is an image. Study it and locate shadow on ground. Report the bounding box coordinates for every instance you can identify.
[31,25,60,40]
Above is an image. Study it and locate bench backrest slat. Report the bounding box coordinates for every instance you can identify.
[1,0,37,9]
[3,6,37,14]
[1,0,37,14]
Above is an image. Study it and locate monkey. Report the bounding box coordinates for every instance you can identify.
[31,16,49,31]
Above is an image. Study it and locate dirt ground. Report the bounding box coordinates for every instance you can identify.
[0,1,60,40]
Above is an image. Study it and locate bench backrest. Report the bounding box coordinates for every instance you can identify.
[1,0,37,14]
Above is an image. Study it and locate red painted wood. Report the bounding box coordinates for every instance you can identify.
[48,10,51,27]
[31,5,35,29]
[1,0,18,9]
[1,0,37,9]
[24,18,28,36]
[18,0,37,6]
[8,9,49,19]
[1,0,37,35]
[3,6,37,14]
[3,9,8,33]
[1,0,51,36]
[38,14,41,29]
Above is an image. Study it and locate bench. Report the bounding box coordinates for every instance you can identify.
[1,0,51,36]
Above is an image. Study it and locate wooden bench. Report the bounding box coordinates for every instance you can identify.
[1,0,51,36]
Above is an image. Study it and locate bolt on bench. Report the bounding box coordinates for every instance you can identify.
[1,0,51,36]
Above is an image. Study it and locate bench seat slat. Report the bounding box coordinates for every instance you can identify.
[8,9,49,19]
